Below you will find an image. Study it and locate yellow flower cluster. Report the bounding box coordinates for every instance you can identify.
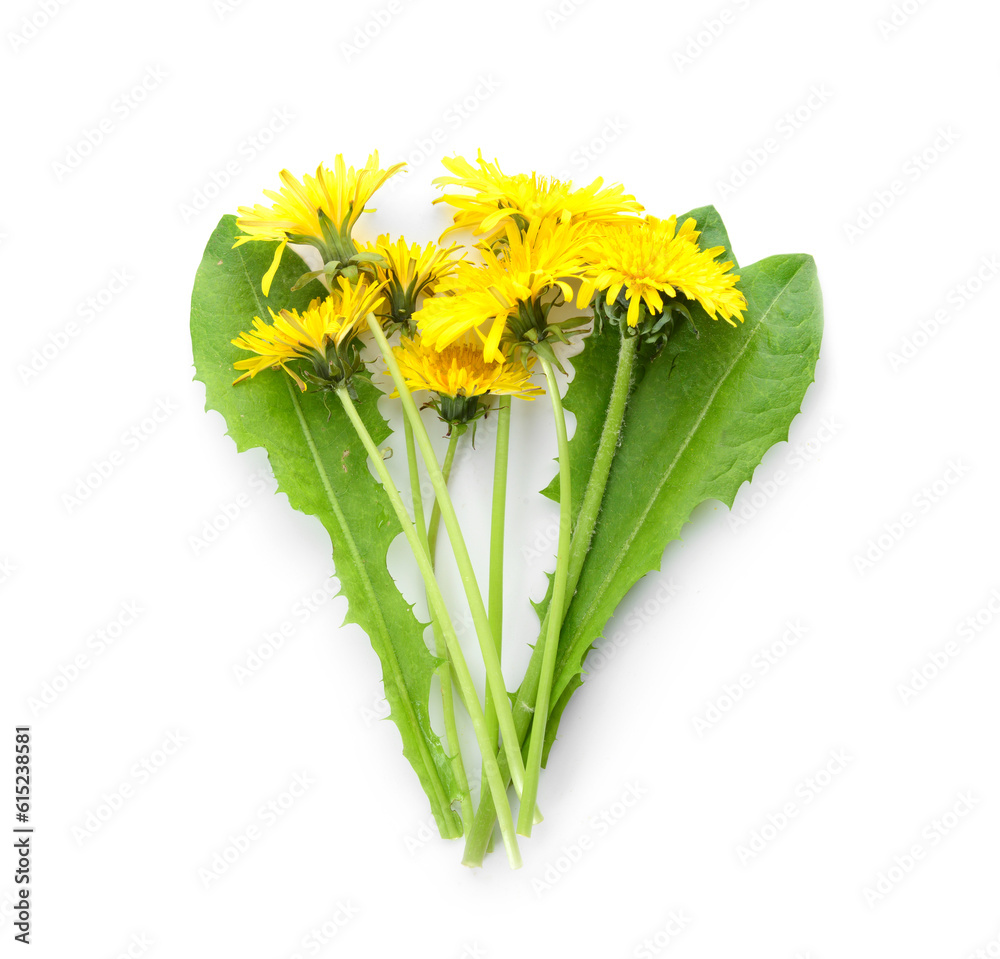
[230,151,748,413]
[393,336,542,402]
[414,151,746,363]
[234,152,404,296]
[434,150,644,240]
[414,220,590,362]
[582,215,747,329]
[232,277,387,391]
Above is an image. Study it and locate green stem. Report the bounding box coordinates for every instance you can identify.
[516,359,571,836]
[488,398,511,643]
[481,395,511,847]
[562,331,639,608]
[462,689,534,865]
[463,330,638,862]
[404,418,473,833]
[286,379,460,841]
[404,417,428,546]
[336,386,521,869]
[368,315,529,801]
[427,428,460,564]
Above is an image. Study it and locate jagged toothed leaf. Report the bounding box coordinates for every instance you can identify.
[537,208,822,761]
[190,215,461,836]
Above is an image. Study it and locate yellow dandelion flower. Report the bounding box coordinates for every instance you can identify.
[434,150,643,239]
[393,335,541,401]
[359,234,463,326]
[232,277,387,390]
[414,220,589,361]
[582,215,747,329]
[233,152,405,296]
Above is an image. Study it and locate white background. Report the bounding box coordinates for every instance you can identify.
[2,0,999,956]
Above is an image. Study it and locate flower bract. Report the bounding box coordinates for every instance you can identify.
[360,235,463,329]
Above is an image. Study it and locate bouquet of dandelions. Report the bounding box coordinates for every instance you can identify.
[190,151,823,869]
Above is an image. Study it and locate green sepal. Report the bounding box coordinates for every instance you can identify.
[350,251,389,268]
[291,266,334,292]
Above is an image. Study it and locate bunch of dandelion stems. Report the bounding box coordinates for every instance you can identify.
[336,313,638,867]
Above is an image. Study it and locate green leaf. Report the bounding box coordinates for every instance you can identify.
[538,209,823,761]
[190,216,461,837]
[541,206,737,514]
[690,202,739,268]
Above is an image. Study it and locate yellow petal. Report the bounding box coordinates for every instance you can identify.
[483,314,505,363]
[576,278,596,309]
[261,240,287,297]
[626,292,641,328]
